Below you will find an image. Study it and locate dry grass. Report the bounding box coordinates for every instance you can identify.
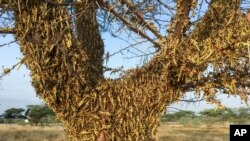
[0,124,65,141]
[0,123,229,141]
[157,123,229,141]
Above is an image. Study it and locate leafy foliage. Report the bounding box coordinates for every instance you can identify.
[162,107,250,124]
[161,110,195,122]
[4,108,25,117]
[27,105,55,126]
[199,108,236,120]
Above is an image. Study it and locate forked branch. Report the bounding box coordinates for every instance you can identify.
[97,0,162,48]
[120,0,163,39]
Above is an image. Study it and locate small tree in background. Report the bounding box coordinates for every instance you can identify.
[4,108,25,118]
[199,108,235,118]
[199,108,238,122]
[27,105,55,126]
[162,110,195,122]
[237,107,250,118]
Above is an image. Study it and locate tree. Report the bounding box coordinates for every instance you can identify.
[4,108,25,118]
[199,108,237,120]
[27,105,55,126]
[0,0,249,140]
[237,107,250,118]
[162,110,195,122]
[173,110,195,119]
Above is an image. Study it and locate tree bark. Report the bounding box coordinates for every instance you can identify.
[74,0,104,87]
[168,0,193,40]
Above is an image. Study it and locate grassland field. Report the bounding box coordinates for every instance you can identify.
[0,123,229,141]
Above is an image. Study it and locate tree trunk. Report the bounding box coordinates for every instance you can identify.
[74,1,104,87]
[11,0,183,140]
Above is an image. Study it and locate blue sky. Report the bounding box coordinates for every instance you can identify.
[0,35,43,113]
[0,33,248,114]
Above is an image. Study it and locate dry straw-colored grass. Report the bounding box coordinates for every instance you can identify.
[0,124,229,141]
[0,124,65,141]
[157,123,229,141]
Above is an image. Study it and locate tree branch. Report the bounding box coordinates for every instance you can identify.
[156,0,175,16]
[45,0,80,6]
[120,0,163,39]
[0,28,16,34]
[0,4,12,11]
[180,95,205,103]
[0,40,16,47]
[0,59,24,80]
[97,0,162,48]
[168,0,193,39]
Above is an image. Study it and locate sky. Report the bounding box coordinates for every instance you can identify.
[0,33,249,115]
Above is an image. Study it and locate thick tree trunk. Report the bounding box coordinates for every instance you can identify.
[12,1,171,140]
[9,0,194,140]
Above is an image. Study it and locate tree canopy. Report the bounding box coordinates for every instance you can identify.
[0,0,249,140]
[4,108,25,117]
[27,105,55,125]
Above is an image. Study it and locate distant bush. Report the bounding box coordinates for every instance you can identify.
[26,104,62,126]
[0,118,26,124]
[161,110,195,122]
[161,107,250,124]
[0,104,60,126]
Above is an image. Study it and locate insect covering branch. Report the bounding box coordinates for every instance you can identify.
[168,0,194,39]
[120,0,163,39]
[0,28,16,34]
[97,0,162,48]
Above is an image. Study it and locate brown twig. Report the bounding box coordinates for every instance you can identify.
[0,59,24,80]
[120,0,163,39]
[97,0,162,48]
[0,28,16,34]
[0,40,16,47]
